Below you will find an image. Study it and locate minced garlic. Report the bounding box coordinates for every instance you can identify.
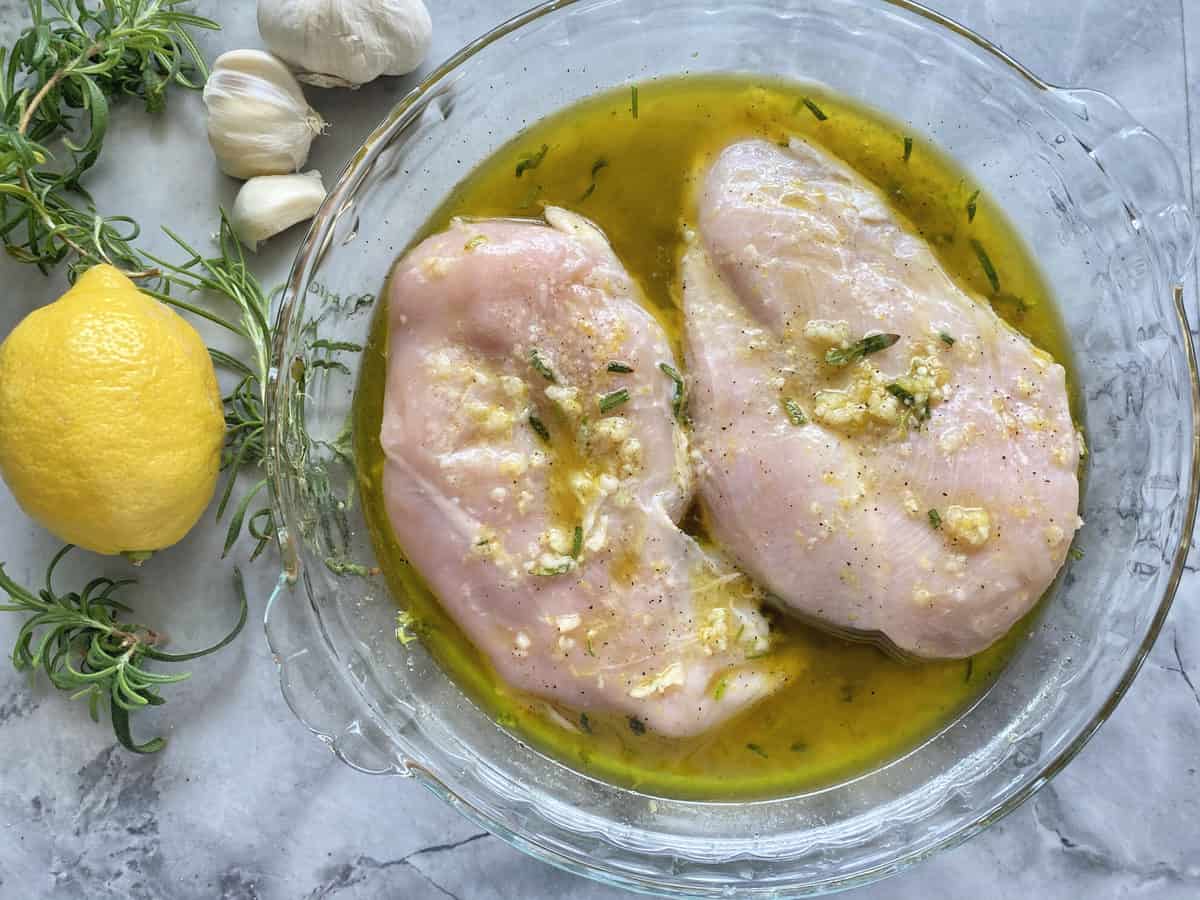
[942,505,991,548]
[803,318,851,347]
[628,661,686,698]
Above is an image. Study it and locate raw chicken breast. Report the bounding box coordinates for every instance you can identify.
[382,208,781,737]
[682,139,1081,658]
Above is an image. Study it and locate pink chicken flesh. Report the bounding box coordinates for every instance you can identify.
[381,208,781,737]
[682,139,1082,658]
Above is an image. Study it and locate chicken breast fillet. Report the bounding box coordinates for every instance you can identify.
[382,207,780,737]
[682,139,1082,658]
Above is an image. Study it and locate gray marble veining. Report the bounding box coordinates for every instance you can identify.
[0,2,1197,898]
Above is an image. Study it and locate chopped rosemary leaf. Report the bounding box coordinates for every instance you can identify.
[571,525,583,558]
[746,743,769,758]
[801,97,828,121]
[529,347,556,381]
[903,135,913,162]
[970,239,1000,293]
[599,388,630,413]
[966,188,980,223]
[585,636,596,657]
[928,508,942,529]
[628,716,646,735]
[781,397,807,426]
[531,559,575,576]
[825,333,900,366]
[528,414,550,443]
[515,143,549,177]
[464,235,487,251]
[580,712,592,733]
[1069,546,1085,561]
[965,658,974,683]
[631,86,639,119]
[579,159,609,202]
[885,383,915,405]
[607,361,634,373]
[658,362,687,422]
[939,331,956,346]
[712,678,728,700]
[886,382,929,422]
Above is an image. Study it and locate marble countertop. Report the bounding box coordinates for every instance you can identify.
[1,1,1197,898]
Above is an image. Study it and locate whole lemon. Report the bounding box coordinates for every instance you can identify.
[0,265,225,555]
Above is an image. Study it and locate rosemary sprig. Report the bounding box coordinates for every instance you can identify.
[0,0,216,276]
[0,546,247,752]
[1,5,280,551]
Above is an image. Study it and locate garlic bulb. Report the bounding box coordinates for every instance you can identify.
[203,50,325,179]
[230,170,326,251]
[257,0,433,88]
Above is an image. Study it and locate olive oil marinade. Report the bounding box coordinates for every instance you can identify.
[354,76,1073,800]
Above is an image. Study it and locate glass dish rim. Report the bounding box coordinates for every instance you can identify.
[266,0,1200,892]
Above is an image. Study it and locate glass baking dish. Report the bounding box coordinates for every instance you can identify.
[263,0,1198,894]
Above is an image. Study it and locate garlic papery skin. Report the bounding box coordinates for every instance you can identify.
[257,0,433,88]
[203,50,325,179]
[230,170,327,251]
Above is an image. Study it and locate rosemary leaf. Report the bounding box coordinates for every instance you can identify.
[529,347,556,382]
[966,189,980,223]
[970,239,1000,293]
[0,547,246,753]
[800,97,828,121]
[599,388,629,413]
[658,362,687,423]
[528,413,551,443]
[781,397,807,426]
[515,143,549,177]
[825,333,900,366]
[531,559,575,577]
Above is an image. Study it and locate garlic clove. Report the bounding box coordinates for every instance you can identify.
[203,49,326,179]
[257,0,433,88]
[230,170,327,251]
